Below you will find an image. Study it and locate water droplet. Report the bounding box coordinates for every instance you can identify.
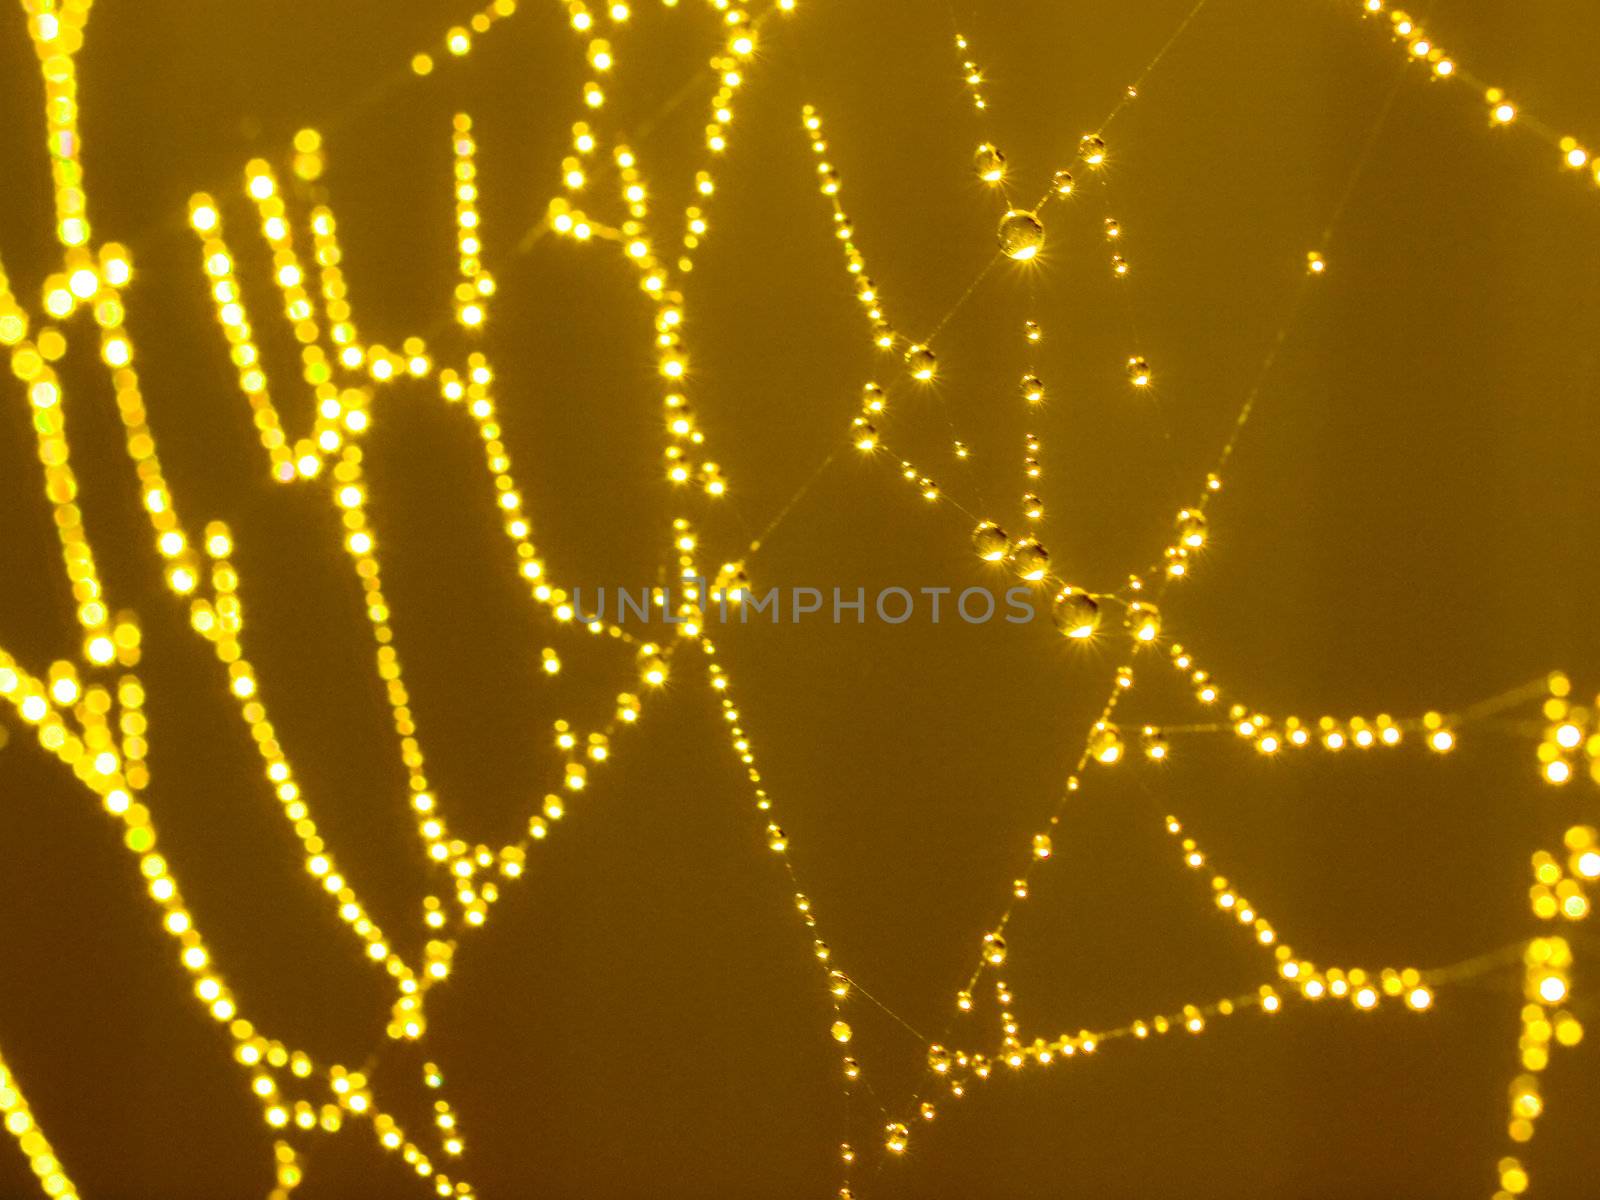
[998,209,1044,260]
[1020,374,1044,403]
[1078,134,1106,166]
[1009,538,1049,582]
[1176,509,1206,548]
[1052,589,1099,638]
[972,521,1009,562]
[1127,600,1161,643]
[1126,356,1151,387]
[1024,319,1043,342]
[831,1020,852,1043]
[1089,723,1124,765]
[905,343,937,381]
[1032,833,1053,859]
[974,142,1006,183]
[983,932,1007,965]
[885,1122,909,1153]
[1051,169,1074,196]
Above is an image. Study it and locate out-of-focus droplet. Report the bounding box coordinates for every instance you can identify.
[983,932,1007,965]
[1089,723,1124,765]
[1177,509,1207,549]
[1032,833,1053,859]
[1127,600,1161,644]
[831,1020,852,1043]
[1024,319,1043,342]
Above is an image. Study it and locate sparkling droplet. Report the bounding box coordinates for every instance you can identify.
[1020,374,1044,403]
[1089,723,1124,765]
[639,650,668,686]
[1104,217,1121,240]
[831,1020,853,1043]
[885,1122,909,1154]
[767,824,787,852]
[715,562,750,600]
[1126,356,1151,387]
[983,931,1007,965]
[972,521,1009,563]
[1127,600,1161,644]
[974,142,1006,183]
[1078,134,1107,166]
[861,382,886,412]
[1008,538,1049,582]
[1111,254,1128,277]
[1051,169,1074,196]
[851,417,878,451]
[997,209,1044,261]
[928,1044,952,1073]
[920,1101,937,1121]
[1142,727,1169,761]
[1051,589,1100,639]
[1024,319,1042,342]
[1176,508,1207,549]
[1032,833,1053,859]
[905,343,937,381]
[843,1055,860,1080]
[1022,493,1043,520]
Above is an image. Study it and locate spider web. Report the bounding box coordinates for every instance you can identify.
[0,1,1596,1197]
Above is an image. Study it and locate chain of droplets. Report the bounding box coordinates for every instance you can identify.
[0,0,819,1195]
[785,15,1599,1189]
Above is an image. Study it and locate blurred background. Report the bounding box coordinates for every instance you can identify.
[1,1,1599,1196]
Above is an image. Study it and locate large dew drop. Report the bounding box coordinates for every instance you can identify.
[997,209,1044,261]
